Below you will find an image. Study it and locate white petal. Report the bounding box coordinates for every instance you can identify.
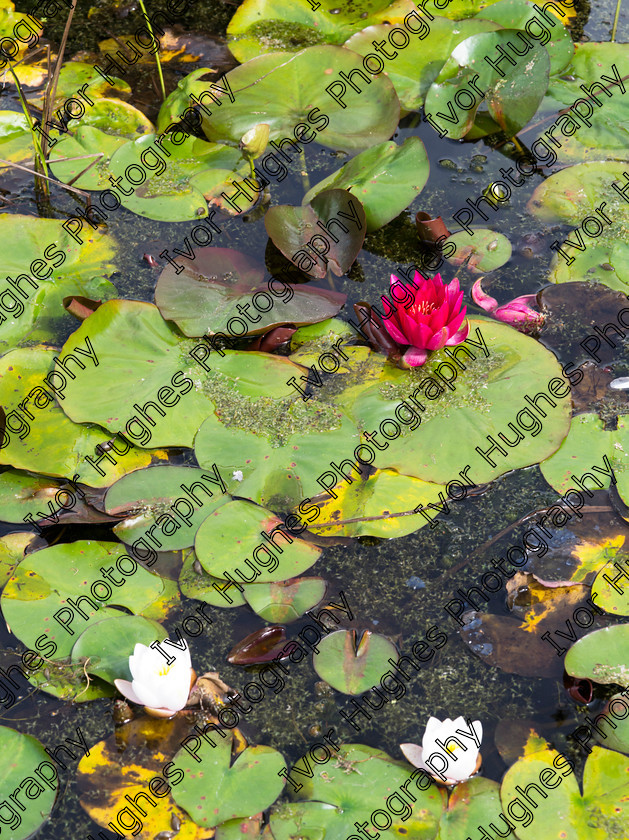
[129,677,167,710]
[399,744,424,768]
[114,679,145,706]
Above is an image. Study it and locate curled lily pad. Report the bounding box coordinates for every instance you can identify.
[171,733,286,828]
[105,466,230,551]
[424,30,550,139]
[344,17,500,111]
[71,614,168,684]
[27,61,130,109]
[1,540,169,659]
[445,229,512,272]
[108,133,249,221]
[535,43,629,164]
[0,727,58,840]
[227,625,287,664]
[303,138,429,233]
[243,577,327,623]
[201,46,400,153]
[155,246,346,337]
[565,625,629,686]
[312,629,398,694]
[265,189,366,279]
[156,67,218,133]
[195,499,321,583]
[226,0,417,62]
[475,0,574,74]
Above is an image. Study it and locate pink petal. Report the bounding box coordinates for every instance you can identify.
[427,327,449,351]
[402,346,428,366]
[383,315,408,345]
[114,679,145,706]
[445,320,470,345]
[471,278,498,313]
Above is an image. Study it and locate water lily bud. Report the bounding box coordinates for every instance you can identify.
[239,123,270,161]
[400,715,483,785]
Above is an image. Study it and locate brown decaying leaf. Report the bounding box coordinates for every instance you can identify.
[227,625,287,665]
[63,295,103,321]
[77,716,218,840]
[415,211,450,243]
[247,326,296,352]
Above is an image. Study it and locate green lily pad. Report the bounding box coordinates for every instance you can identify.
[535,43,629,164]
[105,466,230,551]
[27,61,130,109]
[55,299,306,449]
[344,17,500,112]
[547,239,629,291]
[0,212,118,352]
[226,0,417,62]
[438,777,507,840]
[156,67,217,132]
[332,318,571,486]
[312,629,398,694]
[501,741,629,838]
[475,0,573,74]
[591,694,629,754]
[565,625,629,686]
[108,133,249,222]
[0,531,34,591]
[171,733,285,828]
[270,743,445,840]
[1,540,169,659]
[0,727,58,840]
[425,30,550,139]
[302,138,429,232]
[194,408,359,510]
[445,229,512,272]
[0,110,35,169]
[540,414,629,507]
[265,189,366,279]
[0,347,163,486]
[70,614,168,684]
[307,468,451,538]
[201,46,400,153]
[243,577,326,622]
[592,546,629,616]
[49,125,128,189]
[194,499,321,583]
[155,246,347,337]
[63,98,153,136]
[179,549,247,607]
[0,469,77,522]
[528,161,629,225]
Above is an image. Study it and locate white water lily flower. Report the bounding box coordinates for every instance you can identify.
[400,715,483,785]
[114,641,193,717]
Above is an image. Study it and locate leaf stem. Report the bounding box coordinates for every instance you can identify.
[612,0,623,41]
[137,0,166,101]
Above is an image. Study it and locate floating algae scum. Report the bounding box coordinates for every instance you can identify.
[0,0,629,837]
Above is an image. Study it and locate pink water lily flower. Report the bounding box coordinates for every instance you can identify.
[381,272,469,367]
[472,278,545,334]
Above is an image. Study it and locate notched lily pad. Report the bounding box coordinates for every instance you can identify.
[312,629,398,694]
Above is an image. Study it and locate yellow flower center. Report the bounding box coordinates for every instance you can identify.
[157,664,173,677]
[417,300,436,316]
